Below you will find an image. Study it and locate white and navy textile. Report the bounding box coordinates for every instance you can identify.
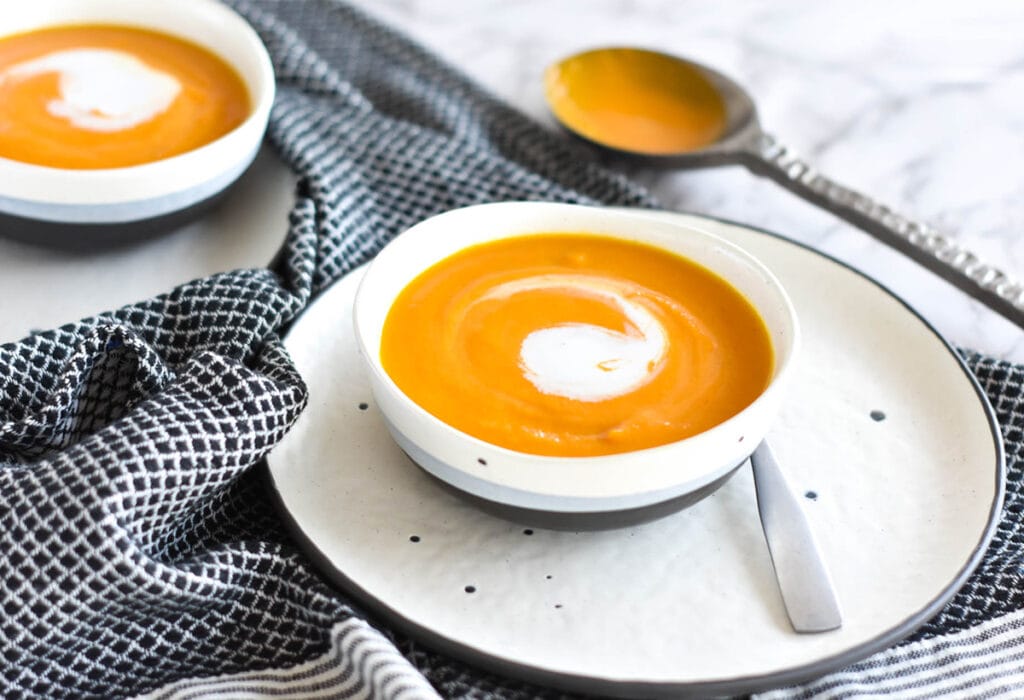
[0,1,1021,698]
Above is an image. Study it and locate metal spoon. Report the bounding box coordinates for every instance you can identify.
[751,440,842,633]
[544,47,1024,329]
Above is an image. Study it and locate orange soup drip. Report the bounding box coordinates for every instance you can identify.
[381,234,774,457]
[545,48,727,155]
[0,25,250,169]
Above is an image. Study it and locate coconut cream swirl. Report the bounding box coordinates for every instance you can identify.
[1,49,180,132]
[474,273,676,402]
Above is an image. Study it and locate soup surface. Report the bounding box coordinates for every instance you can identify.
[545,48,727,155]
[0,24,250,169]
[380,233,774,457]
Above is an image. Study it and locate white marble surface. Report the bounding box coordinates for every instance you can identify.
[2,0,1023,365]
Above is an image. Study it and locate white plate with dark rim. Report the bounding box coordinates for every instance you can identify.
[266,210,1004,698]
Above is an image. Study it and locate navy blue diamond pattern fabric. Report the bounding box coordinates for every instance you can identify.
[908,352,1024,641]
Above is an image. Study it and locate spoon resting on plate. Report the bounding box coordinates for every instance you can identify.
[544,47,1024,330]
[751,440,842,633]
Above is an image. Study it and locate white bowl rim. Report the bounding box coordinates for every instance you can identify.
[353,202,801,508]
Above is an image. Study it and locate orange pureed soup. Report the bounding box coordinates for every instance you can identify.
[380,234,774,457]
[545,48,727,155]
[0,24,250,169]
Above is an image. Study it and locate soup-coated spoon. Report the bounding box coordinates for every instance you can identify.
[544,47,1024,329]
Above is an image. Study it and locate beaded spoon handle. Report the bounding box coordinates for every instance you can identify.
[741,133,1024,327]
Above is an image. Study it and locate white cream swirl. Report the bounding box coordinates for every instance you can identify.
[477,274,669,402]
[0,48,181,132]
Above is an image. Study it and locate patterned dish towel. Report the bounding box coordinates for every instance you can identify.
[1,1,1021,698]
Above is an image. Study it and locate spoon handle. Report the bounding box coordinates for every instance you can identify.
[750,440,842,633]
[740,132,1024,329]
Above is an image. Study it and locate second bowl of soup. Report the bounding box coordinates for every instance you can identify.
[353,202,799,524]
[0,0,274,245]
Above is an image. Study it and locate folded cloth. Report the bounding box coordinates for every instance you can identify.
[0,1,1020,699]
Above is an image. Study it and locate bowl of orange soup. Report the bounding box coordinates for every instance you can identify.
[0,0,274,245]
[353,202,800,527]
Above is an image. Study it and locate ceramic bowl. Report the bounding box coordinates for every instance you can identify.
[353,202,800,527]
[0,0,275,247]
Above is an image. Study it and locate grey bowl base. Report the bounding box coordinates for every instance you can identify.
[413,456,745,531]
[0,181,243,252]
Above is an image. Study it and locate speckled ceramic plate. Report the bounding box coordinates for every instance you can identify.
[266,211,1004,698]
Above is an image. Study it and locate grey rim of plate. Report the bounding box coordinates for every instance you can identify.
[265,210,1005,698]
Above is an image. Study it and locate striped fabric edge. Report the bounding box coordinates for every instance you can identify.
[131,618,441,700]
[755,608,1024,699]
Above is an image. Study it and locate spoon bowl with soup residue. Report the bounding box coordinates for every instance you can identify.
[0,0,274,248]
[544,47,1024,329]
